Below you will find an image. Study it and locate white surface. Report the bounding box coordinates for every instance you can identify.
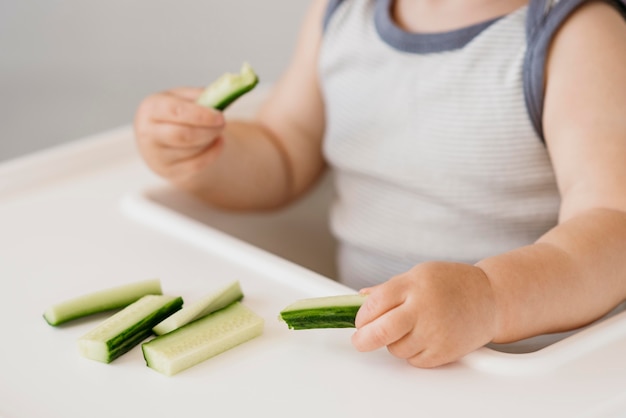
[2,115,626,416]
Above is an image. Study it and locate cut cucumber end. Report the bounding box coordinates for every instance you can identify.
[196,62,259,111]
[143,302,264,376]
[78,294,183,363]
[152,280,244,336]
[279,294,367,330]
[43,279,162,326]
[77,339,110,364]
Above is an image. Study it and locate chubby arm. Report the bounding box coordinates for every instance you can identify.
[352,2,626,367]
[479,1,626,341]
[135,0,327,210]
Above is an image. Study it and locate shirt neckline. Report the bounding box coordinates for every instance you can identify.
[374,0,514,53]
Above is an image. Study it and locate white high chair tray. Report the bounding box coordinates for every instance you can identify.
[1,96,625,417]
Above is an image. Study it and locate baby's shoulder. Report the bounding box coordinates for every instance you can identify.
[528,0,626,40]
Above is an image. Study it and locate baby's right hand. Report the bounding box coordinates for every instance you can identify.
[134,87,226,187]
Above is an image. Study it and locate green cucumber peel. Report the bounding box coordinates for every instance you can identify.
[279,294,367,330]
[196,62,259,111]
[43,279,162,326]
[78,294,183,363]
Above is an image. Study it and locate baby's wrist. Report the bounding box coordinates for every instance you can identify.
[472,264,501,344]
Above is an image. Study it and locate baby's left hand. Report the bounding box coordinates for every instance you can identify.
[352,261,498,368]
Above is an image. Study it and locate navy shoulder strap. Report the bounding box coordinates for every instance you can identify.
[524,0,626,142]
[323,0,346,31]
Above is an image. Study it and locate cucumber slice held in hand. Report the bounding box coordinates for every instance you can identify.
[43,279,163,326]
[78,294,183,363]
[196,62,259,111]
[279,294,367,330]
[152,280,244,336]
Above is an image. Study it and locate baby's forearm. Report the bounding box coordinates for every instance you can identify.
[476,207,626,343]
[178,120,308,211]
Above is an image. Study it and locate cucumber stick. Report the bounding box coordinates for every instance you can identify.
[142,302,264,376]
[43,279,162,326]
[279,294,367,330]
[196,62,258,110]
[153,280,244,335]
[78,295,183,363]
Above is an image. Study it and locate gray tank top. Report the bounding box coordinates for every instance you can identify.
[319,0,626,288]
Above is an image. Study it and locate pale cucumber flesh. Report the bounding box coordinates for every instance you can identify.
[196,62,258,111]
[142,302,264,376]
[152,280,244,335]
[78,294,183,363]
[43,279,162,326]
[279,294,367,330]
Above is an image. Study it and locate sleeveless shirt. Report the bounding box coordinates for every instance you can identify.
[319,0,626,289]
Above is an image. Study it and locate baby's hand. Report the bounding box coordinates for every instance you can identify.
[134,88,226,186]
[352,262,498,368]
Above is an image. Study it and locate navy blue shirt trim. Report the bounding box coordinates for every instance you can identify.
[524,0,626,143]
[323,0,345,31]
[323,0,626,143]
[374,0,503,53]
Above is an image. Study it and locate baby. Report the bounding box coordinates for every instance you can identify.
[134,0,626,367]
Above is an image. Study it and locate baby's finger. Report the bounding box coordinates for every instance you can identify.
[146,94,224,127]
[354,279,405,328]
[165,87,204,101]
[164,142,224,183]
[386,327,424,360]
[154,142,213,166]
[358,282,383,295]
[150,123,222,149]
[352,305,414,352]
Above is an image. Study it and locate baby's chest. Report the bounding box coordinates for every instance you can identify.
[323,64,548,194]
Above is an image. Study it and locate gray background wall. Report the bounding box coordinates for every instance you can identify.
[0,1,309,162]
